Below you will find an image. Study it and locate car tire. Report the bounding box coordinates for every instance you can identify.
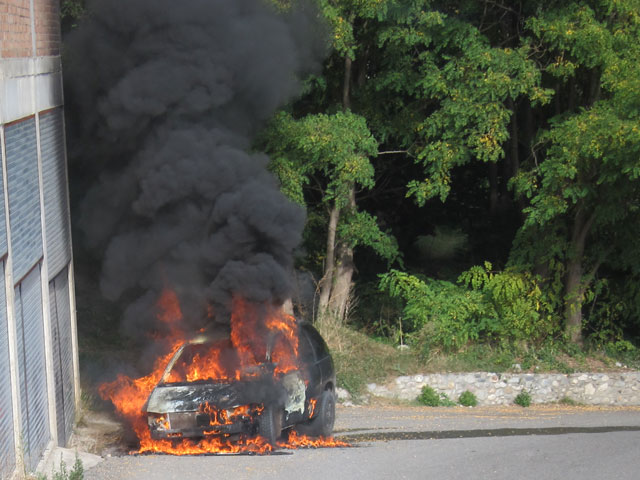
[304,389,336,437]
[258,404,282,446]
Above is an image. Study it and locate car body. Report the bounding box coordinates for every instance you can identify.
[143,322,336,444]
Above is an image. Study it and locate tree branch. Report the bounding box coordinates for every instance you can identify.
[377,150,410,156]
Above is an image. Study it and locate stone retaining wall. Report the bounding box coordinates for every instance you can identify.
[366,372,640,405]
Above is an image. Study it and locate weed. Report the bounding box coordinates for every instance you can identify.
[558,396,582,406]
[28,455,84,480]
[458,390,478,407]
[514,390,531,407]
[52,455,83,480]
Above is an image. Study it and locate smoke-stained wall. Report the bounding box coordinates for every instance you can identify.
[0,0,79,476]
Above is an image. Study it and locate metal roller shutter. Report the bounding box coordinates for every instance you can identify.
[40,109,72,280]
[5,117,43,282]
[0,136,7,257]
[15,266,50,471]
[0,260,15,478]
[49,266,74,446]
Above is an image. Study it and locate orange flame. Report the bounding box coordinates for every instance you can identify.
[279,431,351,449]
[99,289,348,454]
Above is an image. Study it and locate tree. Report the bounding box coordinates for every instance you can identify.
[261,111,399,324]
[513,1,640,344]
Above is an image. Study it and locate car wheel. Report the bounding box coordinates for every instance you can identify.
[258,404,282,446]
[304,390,336,437]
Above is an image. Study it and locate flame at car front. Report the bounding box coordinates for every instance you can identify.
[98,289,347,454]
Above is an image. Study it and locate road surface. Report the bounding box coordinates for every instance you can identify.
[82,404,640,480]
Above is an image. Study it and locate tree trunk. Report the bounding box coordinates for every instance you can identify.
[564,256,584,345]
[327,187,356,321]
[488,162,498,215]
[564,206,595,345]
[317,54,357,326]
[317,203,340,317]
[342,55,352,112]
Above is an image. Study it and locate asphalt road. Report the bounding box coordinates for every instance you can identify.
[84,404,640,480]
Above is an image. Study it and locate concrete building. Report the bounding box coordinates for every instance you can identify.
[0,1,79,477]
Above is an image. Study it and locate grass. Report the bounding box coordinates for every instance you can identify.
[558,396,583,406]
[318,323,422,397]
[319,323,636,400]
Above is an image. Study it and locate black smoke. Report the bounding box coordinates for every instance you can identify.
[64,0,325,337]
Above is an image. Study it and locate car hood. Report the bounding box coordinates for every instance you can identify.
[145,376,289,414]
[146,382,252,413]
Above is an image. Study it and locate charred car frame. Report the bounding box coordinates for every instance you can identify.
[143,323,336,445]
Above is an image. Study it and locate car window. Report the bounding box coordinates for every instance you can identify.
[298,326,316,362]
[163,340,236,383]
[301,324,330,361]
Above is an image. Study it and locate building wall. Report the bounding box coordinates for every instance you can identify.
[34,0,61,57]
[0,0,78,477]
[0,0,33,58]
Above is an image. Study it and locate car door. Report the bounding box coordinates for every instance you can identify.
[300,324,334,390]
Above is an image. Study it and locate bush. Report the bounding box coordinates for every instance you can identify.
[514,390,531,407]
[379,270,494,350]
[379,262,559,351]
[458,390,478,407]
[417,385,440,406]
[417,385,455,406]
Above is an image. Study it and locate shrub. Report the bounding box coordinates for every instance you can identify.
[418,385,441,406]
[514,390,531,407]
[458,262,558,343]
[458,390,478,407]
[379,270,494,350]
[379,262,559,351]
[417,385,455,406]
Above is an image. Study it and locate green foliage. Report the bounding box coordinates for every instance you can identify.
[263,110,378,204]
[261,110,400,266]
[320,324,420,397]
[49,455,84,480]
[511,0,640,342]
[559,396,582,406]
[61,0,85,31]
[339,210,400,264]
[458,390,477,407]
[604,340,640,368]
[380,269,494,350]
[520,344,575,374]
[417,385,440,406]
[458,262,559,342]
[262,0,640,346]
[417,385,455,407]
[369,3,551,204]
[514,390,532,408]
[380,263,559,349]
[606,340,636,356]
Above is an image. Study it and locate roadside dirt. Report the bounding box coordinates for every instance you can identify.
[69,409,131,457]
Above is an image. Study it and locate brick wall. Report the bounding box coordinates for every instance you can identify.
[0,0,61,58]
[0,0,33,58]
[34,0,60,56]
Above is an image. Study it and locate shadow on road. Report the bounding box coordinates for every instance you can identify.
[338,425,640,443]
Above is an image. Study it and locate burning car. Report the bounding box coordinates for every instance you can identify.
[143,322,336,446]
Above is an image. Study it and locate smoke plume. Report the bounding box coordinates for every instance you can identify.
[65,0,325,336]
